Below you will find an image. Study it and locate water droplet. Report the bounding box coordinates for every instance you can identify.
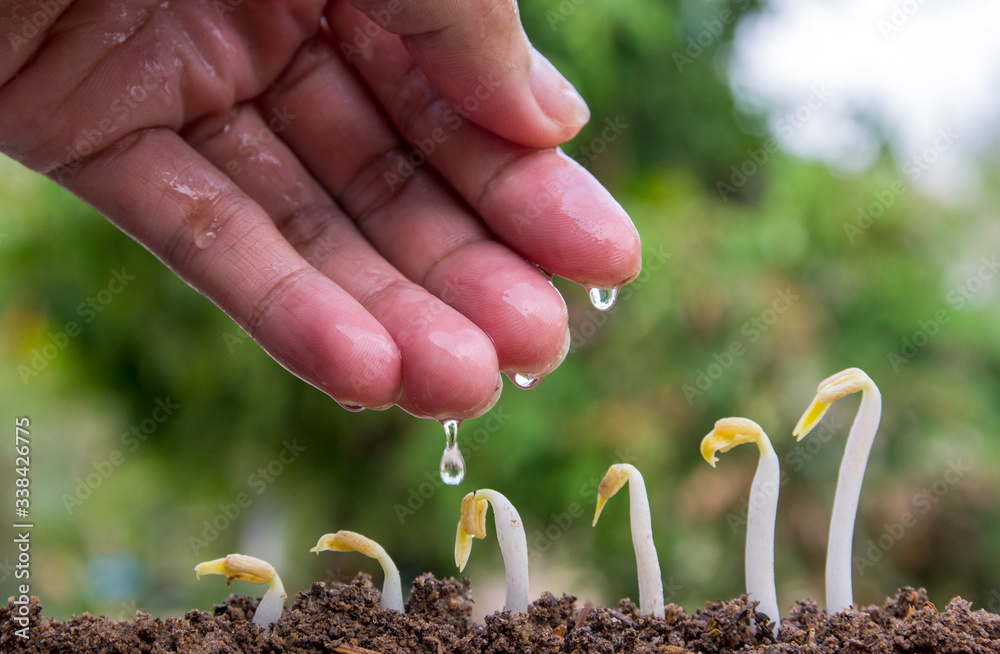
[587,287,618,311]
[513,373,540,389]
[337,402,365,412]
[194,220,219,249]
[439,419,465,485]
[440,443,465,485]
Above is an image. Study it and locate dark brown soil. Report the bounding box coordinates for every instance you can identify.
[5,574,1000,653]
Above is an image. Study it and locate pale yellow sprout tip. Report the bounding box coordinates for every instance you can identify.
[593,465,630,526]
[194,554,276,586]
[194,558,227,580]
[310,531,381,558]
[701,417,765,465]
[592,496,608,527]
[459,493,489,540]
[794,367,871,440]
[455,523,473,571]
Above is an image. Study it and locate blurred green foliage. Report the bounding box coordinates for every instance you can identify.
[3,0,1000,624]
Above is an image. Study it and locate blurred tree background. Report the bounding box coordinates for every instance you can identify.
[3,0,1000,623]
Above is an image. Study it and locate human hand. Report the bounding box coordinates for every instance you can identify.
[0,0,641,420]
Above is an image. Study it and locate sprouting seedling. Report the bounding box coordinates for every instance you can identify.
[454,489,529,613]
[311,530,404,612]
[701,417,781,631]
[194,553,286,629]
[592,463,665,619]
[793,367,882,615]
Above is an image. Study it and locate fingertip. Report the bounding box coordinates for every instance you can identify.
[528,48,591,141]
[254,274,402,409]
[364,284,501,420]
[399,326,502,420]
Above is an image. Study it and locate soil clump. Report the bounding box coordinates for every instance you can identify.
[4,574,1000,653]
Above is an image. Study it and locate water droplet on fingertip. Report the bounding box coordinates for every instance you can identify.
[337,402,365,413]
[440,444,465,485]
[194,220,219,249]
[439,419,465,485]
[513,373,541,389]
[587,287,618,311]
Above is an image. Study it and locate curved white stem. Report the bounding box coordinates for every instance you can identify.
[825,381,881,613]
[624,469,665,618]
[746,437,781,631]
[702,418,781,631]
[311,531,404,612]
[456,489,529,613]
[593,464,664,618]
[377,557,404,612]
[252,576,287,629]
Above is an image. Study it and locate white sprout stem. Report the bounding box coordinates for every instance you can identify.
[377,554,404,612]
[826,383,882,614]
[251,575,286,629]
[623,468,665,619]
[747,438,780,631]
[477,489,529,613]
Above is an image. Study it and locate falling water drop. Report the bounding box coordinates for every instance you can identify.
[587,287,618,311]
[194,220,219,249]
[439,419,465,485]
[513,373,540,389]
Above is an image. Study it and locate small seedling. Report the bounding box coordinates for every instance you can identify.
[455,489,529,613]
[311,530,404,612]
[194,553,286,629]
[793,367,882,614]
[702,417,781,631]
[592,463,665,618]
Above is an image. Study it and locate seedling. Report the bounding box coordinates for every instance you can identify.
[194,553,286,629]
[455,489,529,613]
[311,530,404,612]
[701,417,781,630]
[793,367,882,614]
[592,463,665,618]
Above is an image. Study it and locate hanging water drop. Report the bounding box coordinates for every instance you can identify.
[194,220,219,249]
[587,287,618,311]
[513,373,540,389]
[439,419,465,485]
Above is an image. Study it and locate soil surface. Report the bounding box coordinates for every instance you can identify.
[5,574,1000,653]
